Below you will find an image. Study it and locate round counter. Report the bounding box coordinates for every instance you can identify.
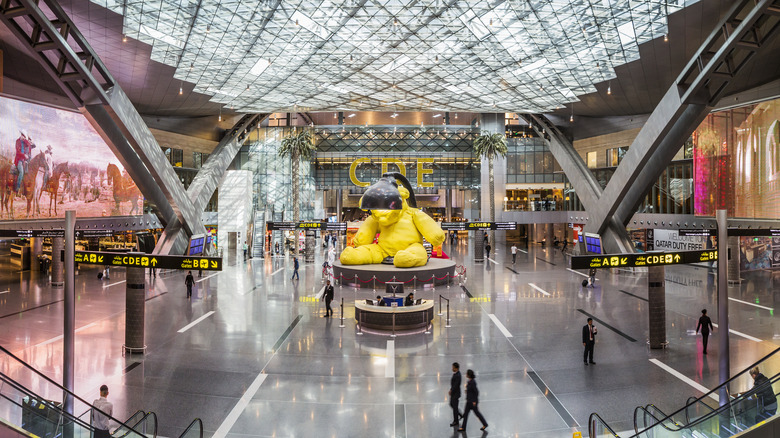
[355,299,434,333]
[334,259,456,289]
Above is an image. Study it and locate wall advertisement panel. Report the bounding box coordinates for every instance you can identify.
[0,96,143,220]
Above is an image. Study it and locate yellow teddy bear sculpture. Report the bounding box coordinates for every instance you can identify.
[340,184,445,268]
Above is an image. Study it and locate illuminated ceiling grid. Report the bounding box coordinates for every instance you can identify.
[92,0,697,113]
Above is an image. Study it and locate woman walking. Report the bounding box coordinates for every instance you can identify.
[459,369,488,431]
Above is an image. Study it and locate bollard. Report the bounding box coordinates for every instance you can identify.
[354,274,359,291]
[413,275,417,291]
[357,309,363,335]
[447,273,451,289]
[339,297,345,328]
[424,306,431,334]
[445,300,451,328]
[373,275,376,291]
[438,295,443,316]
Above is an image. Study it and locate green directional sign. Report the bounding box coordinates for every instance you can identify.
[74,251,222,271]
[571,249,718,270]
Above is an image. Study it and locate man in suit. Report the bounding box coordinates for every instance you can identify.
[582,317,597,365]
[324,280,335,317]
[696,309,714,354]
[449,362,462,426]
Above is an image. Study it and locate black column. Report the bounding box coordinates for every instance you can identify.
[648,265,666,349]
[124,264,146,354]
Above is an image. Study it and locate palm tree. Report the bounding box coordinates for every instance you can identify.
[473,132,508,254]
[278,128,316,255]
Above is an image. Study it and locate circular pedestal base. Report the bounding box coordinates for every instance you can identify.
[333,259,456,288]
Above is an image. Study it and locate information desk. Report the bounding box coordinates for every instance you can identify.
[355,299,434,332]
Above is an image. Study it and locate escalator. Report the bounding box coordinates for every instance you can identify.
[0,345,202,438]
[590,346,780,437]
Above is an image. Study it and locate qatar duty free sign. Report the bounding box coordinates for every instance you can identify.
[74,251,222,271]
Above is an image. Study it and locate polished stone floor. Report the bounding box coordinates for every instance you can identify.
[1,238,779,438]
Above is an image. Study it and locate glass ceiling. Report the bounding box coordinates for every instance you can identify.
[92,0,699,114]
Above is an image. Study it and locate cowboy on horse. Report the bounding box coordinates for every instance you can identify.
[13,132,35,193]
[42,145,53,187]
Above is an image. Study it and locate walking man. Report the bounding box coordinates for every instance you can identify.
[582,317,597,365]
[323,280,334,317]
[185,270,194,299]
[92,385,113,438]
[696,309,714,354]
[292,257,300,280]
[243,241,248,260]
[458,369,488,431]
[449,362,462,426]
[510,243,518,264]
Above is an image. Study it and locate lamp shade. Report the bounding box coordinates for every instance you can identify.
[359,176,403,210]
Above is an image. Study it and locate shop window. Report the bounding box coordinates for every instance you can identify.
[586,151,598,168]
[606,146,628,167]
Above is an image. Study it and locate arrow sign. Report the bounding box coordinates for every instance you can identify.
[74,251,221,271]
[572,249,719,270]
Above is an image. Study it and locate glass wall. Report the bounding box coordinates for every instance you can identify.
[694,98,780,219]
[241,127,316,220]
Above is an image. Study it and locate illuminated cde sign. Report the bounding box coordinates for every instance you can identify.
[441,222,517,230]
[266,222,347,231]
[74,251,222,270]
[349,158,434,187]
[571,249,718,270]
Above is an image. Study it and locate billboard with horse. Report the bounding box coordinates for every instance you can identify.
[0,96,143,220]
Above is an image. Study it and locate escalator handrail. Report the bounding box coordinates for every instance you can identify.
[629,372,780,437]
[588,412,621,438]
[632,404,684,435]
[624,346,780,436]
[0,372,94,431]
[113,411,157,438]
[178,418,203,438]
[683,396,715,424]
[0,344,153,438]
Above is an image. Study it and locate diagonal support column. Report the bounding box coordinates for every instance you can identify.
[155,114,267,255]
[0,0,213,241]
[525,115,634,253]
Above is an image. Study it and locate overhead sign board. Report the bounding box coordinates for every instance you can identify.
[727,228,780,237]
[0,229,131,238]
[74,251,222,271]
[571,249,718,270]
[441,222,517,231]
[266,221,347,231]
[678,229,716,237]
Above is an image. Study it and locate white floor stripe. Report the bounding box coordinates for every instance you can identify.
[487,257,499,265]
[195,272,221,283]
[271,268,284,276]
[102,280,126,289]
[212,373,268,438]
[728,297,773,311]
[566,268,591,279]
[386,340,395,378]
[0,290,10,294]
[488,314,513,338]
[314,285,326,300]
[711,323,762,342]
[177,311,216,333]
[518,249,528,254]
[528,283,551,296]
[649,359,719,402]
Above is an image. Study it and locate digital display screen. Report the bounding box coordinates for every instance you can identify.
[188,236,205,256]
[585,235,602,254]
[0,96,143,220]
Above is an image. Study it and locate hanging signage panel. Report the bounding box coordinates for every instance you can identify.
[571,249,718,270]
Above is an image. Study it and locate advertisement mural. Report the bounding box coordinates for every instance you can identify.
[0,96,142,219]
[694,97,780,219]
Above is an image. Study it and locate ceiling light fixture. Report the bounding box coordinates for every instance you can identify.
[218,107,222,122]
[607,81,612,95]
[206,25,210,33]
[393,17,398,26]
[122,34,127,42]
[348,113,356,117]
[179,82,183,95]
[570,106,574,123]
[664,33,668,42]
